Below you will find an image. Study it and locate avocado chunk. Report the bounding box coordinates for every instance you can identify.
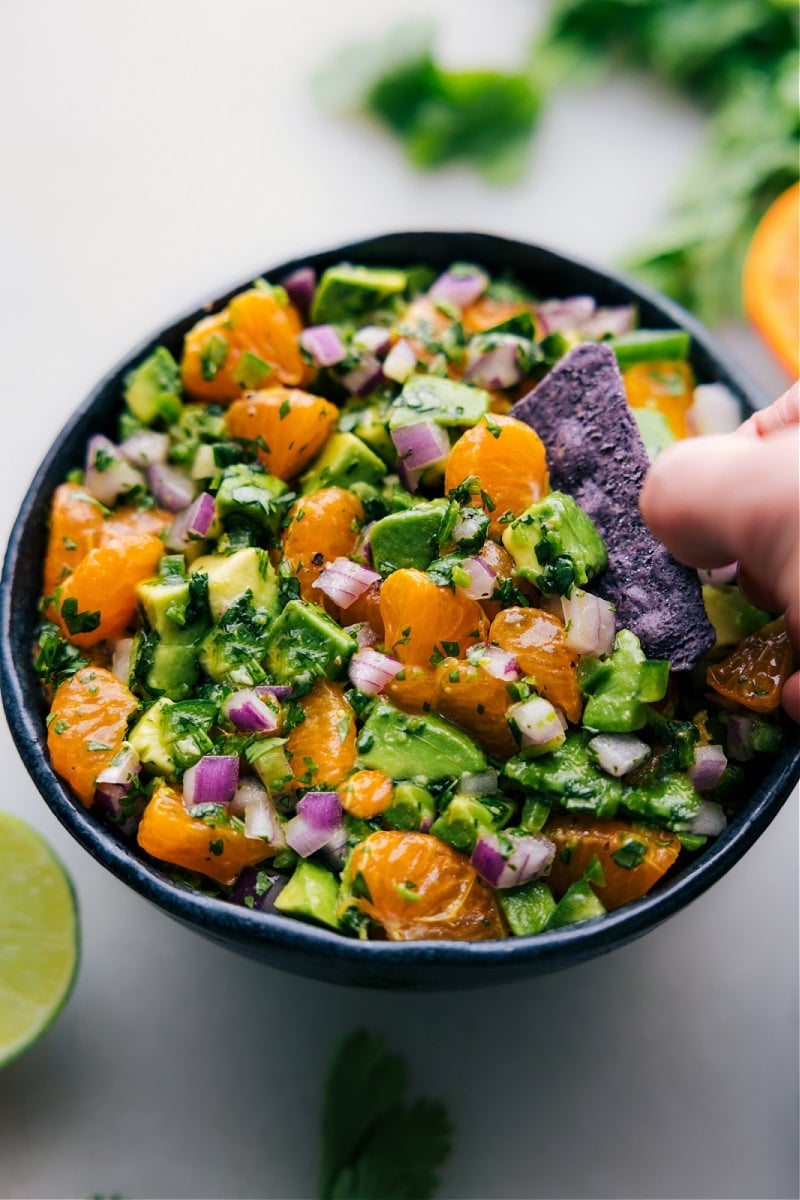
[245,737,294,799]
[579,629,669,733]
[199,593,273,686]
[124,346,182,426]
[143,629,206,701]
[274,860,340,929]
[356,700,487,781]
[430,793,515,855]
[214,464,289,542]
[369,500,448,575]
[264,599,356,686]
[622,771,702,830]
[128,697,216,780]
[137,559,211,641]
[311,264,408,324]
[504,731,622,820]
[632,408,676,462]
[498,879,556,935]
[339,394,397,467]
[300,431,387,495]
[502,491,607,596]
[382,781,437,831]
[702,584,770,649]
[389,374,490,429]
[191,548,279,623]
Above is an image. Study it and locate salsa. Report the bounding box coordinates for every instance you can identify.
[35,260,790,941]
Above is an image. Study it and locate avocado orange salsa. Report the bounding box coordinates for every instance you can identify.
[36,261,791,941]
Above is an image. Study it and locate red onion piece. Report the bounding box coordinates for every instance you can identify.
[382,338,417,383]
[579,306,635,338]
[341,354,382,396]
[236,780,286,846]
[120,430,170,468]
[96,743,141,788]
[223,689,280,734]
[353,325,392,357]
[281,266,316,319]
[687,384,741,436]
[147,462,198,513]
[471,830,556,889]
[428,267,489,311]
[348,648,403,696]
[726,714,756,762]
[285,791,342,858]
[255,684,293,701]
[561,589,616,656]
[459,769,499,796]
[588,733,650,778]
[319,823,349,872]
[344,622,380,650]
[508,697,566,752]
[391,421,450,492]
[697,562,738,586]
[313,557,381,609]
[457,556,496,601]
[452,509,486,546]
[165,491,216,551]
[299,324,347,368]
[465,339,525,389]
[687,744,728,791]
[231,865,287,911]
[85,435,145,504]
[534,296,596,336]
[110,637,135,685]
[470,644,521,682]
[183,755,239,808]
[685,799,727,837]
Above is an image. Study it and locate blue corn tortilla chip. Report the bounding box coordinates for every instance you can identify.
[511,342,715,670]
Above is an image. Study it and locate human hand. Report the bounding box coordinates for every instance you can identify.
[640,382,799,721]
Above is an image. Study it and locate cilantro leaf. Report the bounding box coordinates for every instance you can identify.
[331,1101,453,1200]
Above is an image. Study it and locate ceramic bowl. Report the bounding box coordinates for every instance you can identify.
[2,231,798,988]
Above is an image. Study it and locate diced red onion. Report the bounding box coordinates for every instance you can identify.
[313,557,381,609]
[353,521,375,567]
[255,684,293,701]
[353,325,392,357]
[472,644,521,682]
[428,267,488,311]
[232,865,287,911]
[341,354,383,396]
[147,462,198,513]
[459,769,499,796]
[697,562,738,586]
[344,622,380,650]
[561,589,616,656]
[452,509,486,546]
[96,743,141,788]
[588,733,650,777]
[726,714,756,762]
[348,647,403,696]
[687,384,741,436]
[457,556,496,601]
[281,266,316,319]
[579,306,635,338]
[508,696,566,752]
[165,491,216,551]
[110,637,135,685]
[471,830,556,889]
[299,324,347,368]
[534,296,596,336]
[93,782,131,816]
[391,421,450,492]
[183,755,239,808]
[465,338,525,389]
[85,435,145,504]
[319,823,349,872]
[685,799,727,837]
[223,688,280,734]
[237,780,286,846]
[382,338,417,383]
[120,430,170,468]
[285,790,342,858]
[688,744,728,791]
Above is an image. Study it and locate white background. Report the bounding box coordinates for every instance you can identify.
[0,3,797,1198]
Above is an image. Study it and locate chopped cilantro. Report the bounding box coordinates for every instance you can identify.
[60,598,101,636]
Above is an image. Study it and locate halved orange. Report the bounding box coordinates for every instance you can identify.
[743,183,799,377]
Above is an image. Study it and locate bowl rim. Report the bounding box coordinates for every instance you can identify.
[3,229,798,979]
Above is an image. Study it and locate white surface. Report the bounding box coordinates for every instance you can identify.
[0,3,797,1198]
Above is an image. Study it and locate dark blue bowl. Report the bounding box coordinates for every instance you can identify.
[2,231,798,988]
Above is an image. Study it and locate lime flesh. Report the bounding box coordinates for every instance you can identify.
[0,813,80,1067]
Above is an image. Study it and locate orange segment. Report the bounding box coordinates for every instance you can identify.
[44,484,106,597]
[386,665,438,714]
[137,781,275,887]
[623,360,695,440]
[743,182,800,377]
[181,286,311,402]
[444,414,549,537]
[343,830,507,941]
[544,815,682,911]
[706,617,794,713]
[225,387,338,481]
[434,658,517,757]
[281,487,365,603]
[53,534,165,647]
[490,606,582,723]
[461,296,532,334]
[338,770,394,819]
[379,568,488,667]
[47,667,139,807]
[285,680,356,788]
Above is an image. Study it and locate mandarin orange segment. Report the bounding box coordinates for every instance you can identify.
[461,295,532,334]
[47,667,139,807]
[343,830,507,941]
[281,487,365,602]
[225,387,338,481]
[490,606,582,723]
[544,815,682,910]
[623,360,695,440]
[379,568,488,668]
[99,505,171,546]
[706,617,795,713]
[338,770,394,819]
[285,680,356,788]
[181,287,311,401]
[434,658,517,758]
[137,781,275,887]
[743,182,800,377]
[342,578,385,639]
[53,535,165,647]
[386,665,438,715]
[43,483,106,597]
[444,414,549,537]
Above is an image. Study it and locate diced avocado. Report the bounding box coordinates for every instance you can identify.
[504,731,622,820]
[338,394,397,467]
[264,599,356,686]
[215,464,288,540]
[168,403,227,468]
[609,328,690,369]
[502,491,607,596]
[430,793,515,855]
[389,374,490,429]
[245,737,294,799]
[199,594,273,686]
[274,859,340,929]
[191,548,279,623]
[124,346,182,426]
[382,781,437,831]
[137,564,211,641]
[300,431,387,494]
[311,264,408,325]
[498,879,556,935]
[369,499,448,575]
[579,629,669,733]
[632,408,676,461]
[545,879,607,929]
[129,698,176,778]
[623,771,702,830]
[356,700,487,781]
[128,697,215,779]
[520,796,551,832]
[145,630,206,701]
[702,584,770,649]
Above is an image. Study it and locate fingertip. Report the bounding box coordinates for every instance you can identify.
[781,672,800,725]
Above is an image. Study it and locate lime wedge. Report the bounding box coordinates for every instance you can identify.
[0,813,80,1067]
